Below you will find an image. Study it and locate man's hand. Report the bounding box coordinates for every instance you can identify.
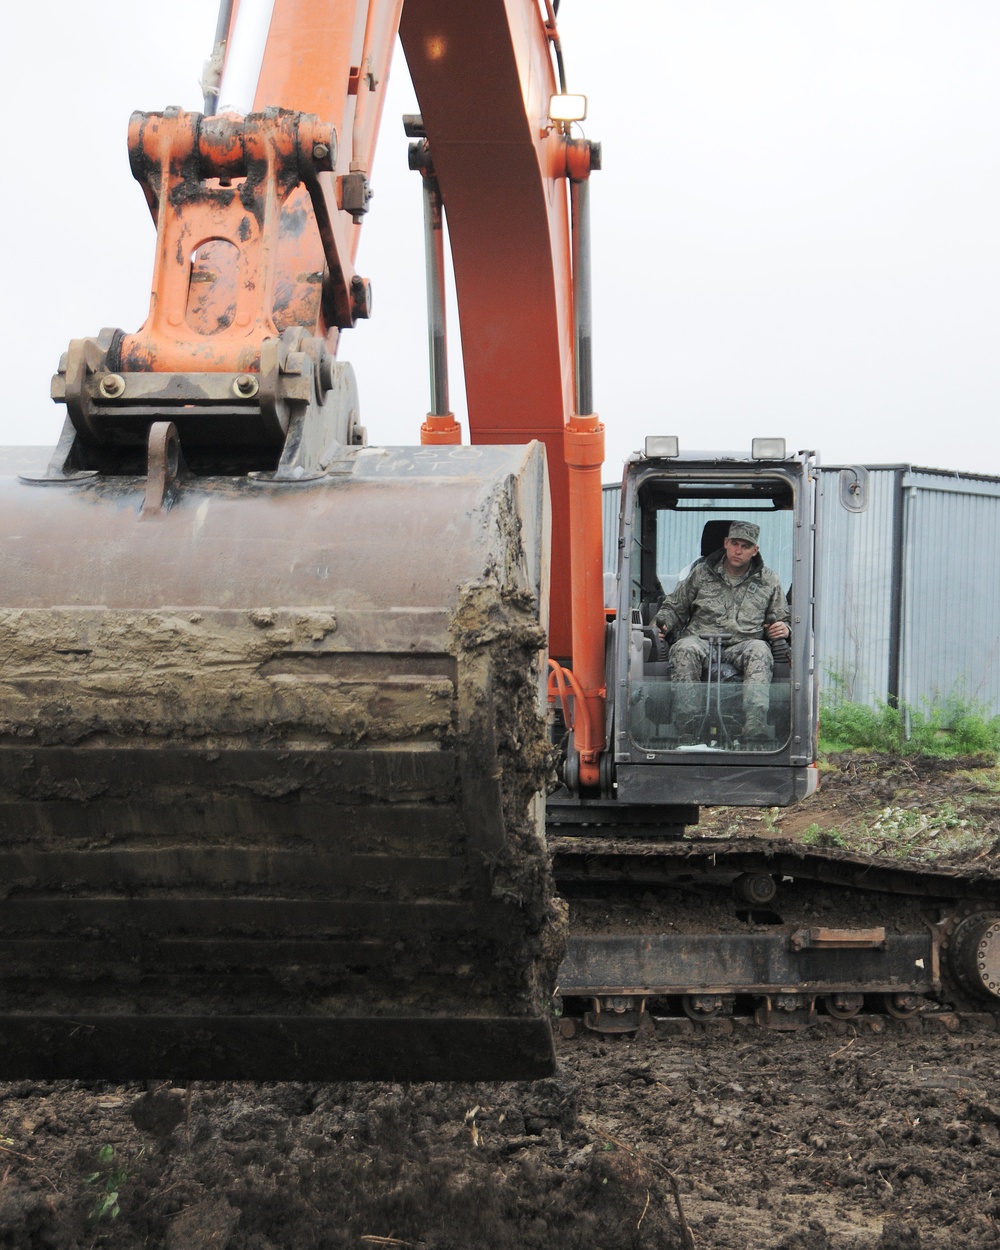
[765,621,790,641]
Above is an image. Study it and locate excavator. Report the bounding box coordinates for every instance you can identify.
[2,0,999,1083]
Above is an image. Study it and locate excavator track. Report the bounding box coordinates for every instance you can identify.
[550,834,1000,1037]
[0,443,563,1082]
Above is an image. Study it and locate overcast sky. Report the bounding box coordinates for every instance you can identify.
[3,2,998,478]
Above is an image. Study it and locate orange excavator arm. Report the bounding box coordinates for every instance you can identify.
[117,0,402,374]
[399,0,607,780]
[95,0,607,783]
[1,0,611,1083]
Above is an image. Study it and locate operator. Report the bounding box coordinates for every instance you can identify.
[654,521,790,741]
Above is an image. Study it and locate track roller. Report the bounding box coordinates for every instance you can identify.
[733,872,777,905]
[881,992,922,1020]
[682,994,727,1021]
[823,993,864,1020]
[583,996,647,1034]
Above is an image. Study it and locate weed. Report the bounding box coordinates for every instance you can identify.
[803,802,992,863]
[961,768,1000,794]
[760,807,782,835]
[84,1144,130,1225]
[799,824,845,848]
[849,803,990,861]
[819,688,1000,758]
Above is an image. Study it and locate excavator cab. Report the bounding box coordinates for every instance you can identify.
[608,441,819,809]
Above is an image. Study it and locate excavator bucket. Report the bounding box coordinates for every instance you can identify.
[0,440,561,1081]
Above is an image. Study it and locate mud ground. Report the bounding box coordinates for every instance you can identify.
[3,752,1000,1249]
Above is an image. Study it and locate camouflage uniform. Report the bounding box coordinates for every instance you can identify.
[654,550,789,737]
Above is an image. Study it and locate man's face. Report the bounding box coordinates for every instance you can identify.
[723,536,758,571]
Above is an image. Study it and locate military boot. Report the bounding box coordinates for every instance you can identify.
[742,693,771,743]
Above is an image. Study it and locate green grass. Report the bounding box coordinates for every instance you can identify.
[844,802,989,861]
[819,690,1000,758]
[799,823,845,849]
[800,802,994,863]
[804,687,1000,861]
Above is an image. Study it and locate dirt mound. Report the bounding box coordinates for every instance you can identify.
[699,751,1000,866]
[820,750,997,799]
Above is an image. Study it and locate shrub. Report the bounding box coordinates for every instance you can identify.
[819,689,1000,758]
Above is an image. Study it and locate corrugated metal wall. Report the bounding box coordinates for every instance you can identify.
[603,465,1000,716]
[898,471,1000,716]
[815,468,901,705]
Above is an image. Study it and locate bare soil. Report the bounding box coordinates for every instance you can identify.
[4,752,1000,1250]
[700,751,1000,862]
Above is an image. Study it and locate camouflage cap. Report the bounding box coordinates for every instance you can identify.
[728,521,760,545]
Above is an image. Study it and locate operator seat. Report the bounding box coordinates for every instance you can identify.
[698,518,732,559]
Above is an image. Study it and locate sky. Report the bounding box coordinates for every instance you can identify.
[3,1,998,479]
